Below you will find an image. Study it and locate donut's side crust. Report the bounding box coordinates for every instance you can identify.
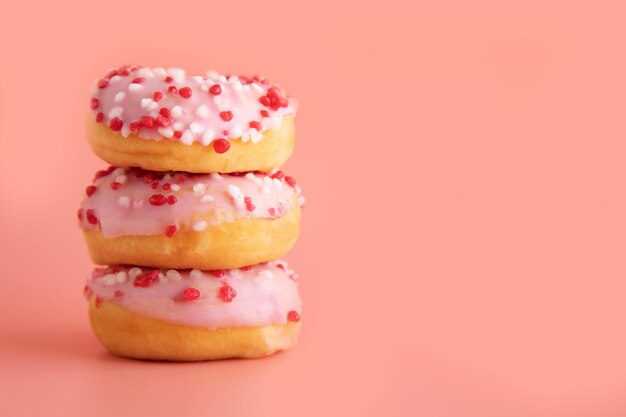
[86,115,295,173]
[83,203,300,270]
[88,299,301,361]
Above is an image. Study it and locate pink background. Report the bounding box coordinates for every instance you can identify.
[1,1,626,416]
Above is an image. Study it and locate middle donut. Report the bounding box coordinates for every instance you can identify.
[78,166,303,270]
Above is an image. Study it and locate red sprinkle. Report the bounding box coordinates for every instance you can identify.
[134,270,159,288]
[244,196,255,212]
[77,209,83,221]
[114,290,124,298]
[165,76,173,83]
[110,182,122,190]
[240,266,252,271]
[212,139,230,154]
[219,111,233,121]
[182,287,200,301]
[85,185,97,197]
[271,170,284,180]
[97,79,108,89]
[218,285,237,302]
[156,115,172,127]
[95,297,103,308]
[151,180,159,190]
[129,122,141,133]
[209,84,222,95]
[162,183,171,191]
[153,91,164,102]
[166,195,177,205]
[149,194,167,205]
[90,98,99,110]
[287,311,301,322]
[174,131,182,139]
[86,209,98,225]
[249,121,262,130]
[159,108,170,117]
[165,224,178,238]
[83,285,92,298]
[131,77,145,84]
[268,207,276,216]
[209,270,225,278]
[260,110,270,118]
[109,118,123,131]
[140,116,156,128]
[95,112,104,123]
[167,86,178,95]
[284,176,296,187]
[179,87,192,98]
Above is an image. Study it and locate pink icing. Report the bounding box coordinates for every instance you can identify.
[78,167,304,238]
[85,261,302,329]
[90,65,297,146]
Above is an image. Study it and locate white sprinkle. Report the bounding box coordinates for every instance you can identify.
[228,184,244,205]
[153,67,167,76]
[228,75,240,84]
[190,122,203,134]
[210,172,222,180]
[114,92,126,102]
[117,196,130,208]
[242,84,251,92]
[180,130,194,145]
[166,270,181,281]
[170,184,180,191]
[116,271,128,284]
[263,176,273,186]
[192,221,207,232]
[213,95,223,106]
[232,81,243,91]
[128,83,143,92]
[109,75,122,84]
[251,83,264,93]
[172,122,184,131]
[158,273,167,284]
[241,132,251,143]
[206,70,219,80]
[167,68,186,79]
[230,126,243,138]
[201,129,215,145]
[230,268,241,277]
[108,106,123,119]
[141,98,153,108]
[193,183,206,194]
[190,269,203,278]
[102,274,117,286]
[200,84,209,92]
[250,129,263,143]
[158,127,174,138]
[200,195,214,203]
[259,270,273,278]
[195,105,210,118]
[192,75,204,83]
[115,175,127,184]
[121,124,131,138]
[253,177,263,186]
[147,102,159,111]
[271,116,282,129]
[273,178,284,188]
[112,167,126,176]
[171,106,183,118]
[137,67,155,78]
[245,173,256,180]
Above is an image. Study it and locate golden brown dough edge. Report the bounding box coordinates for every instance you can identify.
[83,203,301,270]
[88,299,301,361]
[86,115,295,173]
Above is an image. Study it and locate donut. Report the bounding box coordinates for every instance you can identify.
[84,262,302,361]
[87,65,297,173]
[78,166,304,270]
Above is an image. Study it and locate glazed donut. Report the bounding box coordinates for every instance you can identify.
[78,166,304,270]
[87,65,297,173]
[84,262,302,361]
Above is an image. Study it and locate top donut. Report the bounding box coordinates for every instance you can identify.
[87,65,297,173]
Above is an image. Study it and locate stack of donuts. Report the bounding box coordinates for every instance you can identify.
[78,65,303,361]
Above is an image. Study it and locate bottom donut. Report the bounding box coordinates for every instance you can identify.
[84,261,302,361]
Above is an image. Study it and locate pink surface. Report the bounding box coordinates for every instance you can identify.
[1,1,626,416]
